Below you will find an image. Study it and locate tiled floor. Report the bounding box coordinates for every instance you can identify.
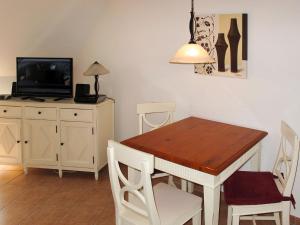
[0,166,267,225]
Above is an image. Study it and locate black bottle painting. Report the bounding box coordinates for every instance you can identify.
[215,33,228,72]
[227,18,241,73]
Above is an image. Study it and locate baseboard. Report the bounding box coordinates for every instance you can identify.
[291,215,300,225]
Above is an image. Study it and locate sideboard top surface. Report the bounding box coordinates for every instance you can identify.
[0,98,114,109]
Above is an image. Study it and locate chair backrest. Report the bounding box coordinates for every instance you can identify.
[272,121,300,196]
[107,140,160,225]
[137,102,176,134]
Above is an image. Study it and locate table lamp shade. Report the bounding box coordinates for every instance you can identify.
[170,43,215,64]
[83,61,109,76]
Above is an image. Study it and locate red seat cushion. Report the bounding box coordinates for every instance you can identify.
[224,171,283,205]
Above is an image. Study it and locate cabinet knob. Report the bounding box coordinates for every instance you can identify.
[74,113,77,116]
[60,143,64,146]
[17,140,20,143]
[38,111,42,114]
[3,110,7,113]
[24,141,28,144]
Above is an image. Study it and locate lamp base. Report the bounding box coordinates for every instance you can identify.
[94,75,99,98]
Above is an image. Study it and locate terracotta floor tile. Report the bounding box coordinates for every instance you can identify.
[0,166,277,225]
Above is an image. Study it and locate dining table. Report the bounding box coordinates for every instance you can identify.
[121,116,268,225]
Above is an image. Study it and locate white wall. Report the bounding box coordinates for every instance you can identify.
[99,0,300,217]
[0,0,110,93]
[0,0,299,217]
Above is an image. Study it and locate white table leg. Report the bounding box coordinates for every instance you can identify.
[250,143,261,171]
[204,185,221,225]
[181,179,187,192]
[188,182,194,193]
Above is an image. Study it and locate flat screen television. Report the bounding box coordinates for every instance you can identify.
[16,57,73,98]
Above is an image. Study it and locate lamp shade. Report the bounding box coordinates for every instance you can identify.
[170,43,215,64]
[83,61,109,76]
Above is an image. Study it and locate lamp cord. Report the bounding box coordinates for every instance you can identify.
[189,0,196,44]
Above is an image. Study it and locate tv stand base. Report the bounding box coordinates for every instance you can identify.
[53,97,66,101]
[21,97,45,102]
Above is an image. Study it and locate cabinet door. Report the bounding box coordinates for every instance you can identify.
[23,120,58,166]
[0,119,21,164]
[60,122,94,168]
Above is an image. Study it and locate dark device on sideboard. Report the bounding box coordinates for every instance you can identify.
[11,82,17,97]
[74,84,90,101]
[74,84,106,104]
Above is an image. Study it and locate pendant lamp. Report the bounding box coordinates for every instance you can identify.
[169,0,215,64]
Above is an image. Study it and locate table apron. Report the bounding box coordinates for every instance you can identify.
[215,143,260,186]
[154,143,260,188]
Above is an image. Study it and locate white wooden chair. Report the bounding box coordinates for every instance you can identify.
[137,102,193,192]
[107,140,202,225]
[224,121,300,225]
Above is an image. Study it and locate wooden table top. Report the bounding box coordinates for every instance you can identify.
[121,117,268,176]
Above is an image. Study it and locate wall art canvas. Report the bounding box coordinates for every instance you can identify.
[194,13,248,78]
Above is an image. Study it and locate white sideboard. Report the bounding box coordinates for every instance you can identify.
[0,98,114,180]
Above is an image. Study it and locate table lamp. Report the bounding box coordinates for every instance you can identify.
[83,61,109,98]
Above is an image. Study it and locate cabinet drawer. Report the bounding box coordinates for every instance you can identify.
[60,109,93,122]
[24,107,57,120]
[0,106,22,118]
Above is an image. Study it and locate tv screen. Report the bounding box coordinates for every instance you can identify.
[16,57,73,98]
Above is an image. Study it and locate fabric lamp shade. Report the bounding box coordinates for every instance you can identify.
[170,43,215,64]
[83,61,109,76]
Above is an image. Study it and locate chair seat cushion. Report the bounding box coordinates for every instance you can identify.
[224,171,283,205]
[153,183,202,225]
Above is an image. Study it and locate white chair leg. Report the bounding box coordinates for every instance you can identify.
[188,181,194,193]
[282,203,290,225]
[181,179,187,191]
[252,215,257,225]
[227,206,233,225]
[192,211,201,225]
[232,215,239,225]
[168,175,176,187]
[275,212,281,225]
